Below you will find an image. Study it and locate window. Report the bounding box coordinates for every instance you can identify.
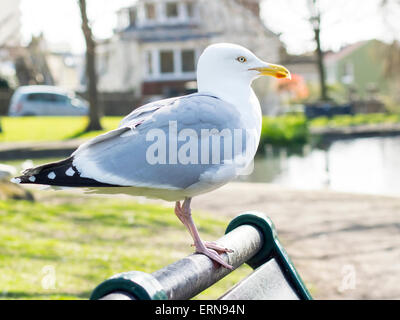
[145,3,156,20]
[160,51,174,73]
[27,93,68,103]
[27,93,49,102]
[342,62,354,84]
[129,8,137,26]
[52,94,69,104]
[146,51,153,75]
[166,2,179,18]
[181,50,195,72]
[186,1,195,17]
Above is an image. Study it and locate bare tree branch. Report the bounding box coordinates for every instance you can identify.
[78,0,103,132]
[380,0,400,79]
[308,0,328,101]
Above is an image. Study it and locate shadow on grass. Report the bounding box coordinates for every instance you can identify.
[64,128,107,142]
[64,129,90,140]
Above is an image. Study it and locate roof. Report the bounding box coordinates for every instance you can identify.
[14,85,71,95]
[116,0,280,43]
[324,41,369,64]
[281,52,316,65]
[121,25,221,43]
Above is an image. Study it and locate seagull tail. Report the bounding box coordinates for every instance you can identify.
[11,157,117,188]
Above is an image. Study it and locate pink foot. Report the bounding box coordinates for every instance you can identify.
[192,241,234,254]
[195,243,234,270]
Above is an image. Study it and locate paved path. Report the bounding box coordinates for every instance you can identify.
[0,140,83,160]
[192,183,400,299]
[35,182,400,299]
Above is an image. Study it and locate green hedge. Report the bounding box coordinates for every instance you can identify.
[259,115,309,151]
[310,113,400,128]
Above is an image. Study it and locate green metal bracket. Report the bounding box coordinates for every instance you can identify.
[225,211,312,300]
[90,271,167,300]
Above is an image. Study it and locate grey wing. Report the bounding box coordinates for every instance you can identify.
[118,96,181,128]
[72,94,244,191]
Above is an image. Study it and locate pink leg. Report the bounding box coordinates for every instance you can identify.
[175,202,232,253]
[175,198,233,270]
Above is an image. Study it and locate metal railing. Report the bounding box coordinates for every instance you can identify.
[91,212,312,300]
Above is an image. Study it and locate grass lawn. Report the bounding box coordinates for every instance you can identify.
[0,115,309,147]
[0,116,123,142]
[1,113,400,145]
[0,194,252,300]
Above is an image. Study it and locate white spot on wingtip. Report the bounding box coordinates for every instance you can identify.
[28,176,36,182]
[65,167,75,176]
[11,177,21,184]
[48,172,56,180]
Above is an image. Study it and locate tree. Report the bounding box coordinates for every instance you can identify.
[380,0,400,104]
[78,0,103,131]
[263,0,357,102]
[307,0,328,101]
[380,0,400,79]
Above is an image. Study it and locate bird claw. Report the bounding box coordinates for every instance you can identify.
[192,241,234,254]
[194,243,234,270]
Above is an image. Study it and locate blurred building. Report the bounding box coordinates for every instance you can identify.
[0,0,22,87]
[0,0,21,47]
[3,34,83,90]
[45,42,84,91]
[97,0,283,113]
[325,39,389,99]
[280,50,318,84]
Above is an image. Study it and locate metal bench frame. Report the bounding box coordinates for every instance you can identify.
[90,212,312,300]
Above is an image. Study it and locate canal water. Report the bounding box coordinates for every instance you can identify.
[242,136,400,196]
[3,136,399,197]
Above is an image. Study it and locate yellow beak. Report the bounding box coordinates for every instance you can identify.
[250,64,291,80]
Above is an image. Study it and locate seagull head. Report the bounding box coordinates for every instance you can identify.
[197,43,291,99]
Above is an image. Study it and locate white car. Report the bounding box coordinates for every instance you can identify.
[8,86,89,116]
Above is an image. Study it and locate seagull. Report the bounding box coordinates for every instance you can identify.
[12,43,290,269]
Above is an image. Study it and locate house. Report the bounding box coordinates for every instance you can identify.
[96,0,283,114]
[324,39,390,99]
[45,42,84,91]
[0,0,21,48]
[0,0,22,87]
[280,50,319,84]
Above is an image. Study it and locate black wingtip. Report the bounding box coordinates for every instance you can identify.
[11,157,74,185]
[11,157,119,188]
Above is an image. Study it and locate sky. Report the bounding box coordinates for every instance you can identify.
[20,0,136,53]
[260,0,400,53]
[19,0,400,55]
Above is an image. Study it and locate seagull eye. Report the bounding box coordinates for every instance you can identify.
[237,56,247,63]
